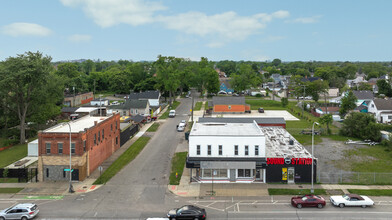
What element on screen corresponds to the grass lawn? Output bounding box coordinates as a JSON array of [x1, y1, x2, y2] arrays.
[[245, 99, 286, 110], [343, 145, 392, 173], [159, 101, 181, 119], [94, 136, 151, 184], [194, 102, 202, 111], [204, 101, 209, 110], [0, 142, 27, 168], [0, 188, 23, 194], [169, 152, 188, 185], [347, 189, 392, 196], [268, 188, 327, 195], [146, 122, 160, 132], [0, 178, 18, 183]]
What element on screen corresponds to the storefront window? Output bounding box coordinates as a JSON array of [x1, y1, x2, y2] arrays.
[[219, 169, 228, 178], [203, 169, 212, 177], [238, 169, 244, 177], [238, 169, 252, 178], [202, 169, 228, 178]]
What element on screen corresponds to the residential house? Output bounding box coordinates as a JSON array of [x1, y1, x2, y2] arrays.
[[128, 90, 160, 108], [107, 99, 150, 117], [219, 78, 234, 94], [211, 96, 250, 113], [368, 99, 392, 124], [38, 114, 121, 181], [352, 90, 374, 106], [347, 74, 367, 88]]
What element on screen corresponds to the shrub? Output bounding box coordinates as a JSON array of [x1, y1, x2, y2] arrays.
[[255, 94, 262, 97]]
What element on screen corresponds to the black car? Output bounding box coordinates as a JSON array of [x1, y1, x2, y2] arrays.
[[258, 107, 264, 113], [167, 205, 206, 220]]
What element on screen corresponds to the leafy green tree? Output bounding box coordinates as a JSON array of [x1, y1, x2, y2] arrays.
[[231, 63, 262, 93], [377, 79, 392, 96], [215, 60, 237, 76], [340, 112, 381, 141], [319, 114, 333, 134], [0, 51, 63, 144], [281, 97, 288, 107], [339, 91, 357, 116], [154, 55, 181, 105], [107, 66, 132, 93], [357, 82, 372, 91], [272, 58, 281, 67]]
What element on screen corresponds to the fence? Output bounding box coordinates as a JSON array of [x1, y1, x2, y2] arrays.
[[318, 172, 392, 184], [120, 124, 139, 146], [0, 168, 38, 183]]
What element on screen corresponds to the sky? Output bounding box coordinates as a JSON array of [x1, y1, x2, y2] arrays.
[[1, 0, 392, 62]]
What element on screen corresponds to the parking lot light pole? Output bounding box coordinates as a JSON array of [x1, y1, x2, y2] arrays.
[[311, 122, 319, 194], [67, 122, 74, 193]]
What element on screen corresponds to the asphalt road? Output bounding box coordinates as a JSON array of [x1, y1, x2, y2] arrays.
[[1, 96, 392, 219]]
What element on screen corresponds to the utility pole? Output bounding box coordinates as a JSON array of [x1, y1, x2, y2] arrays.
[[302, 85, 306, 118]]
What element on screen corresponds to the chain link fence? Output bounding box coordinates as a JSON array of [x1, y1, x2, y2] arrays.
[[318, 172, 392, 184]]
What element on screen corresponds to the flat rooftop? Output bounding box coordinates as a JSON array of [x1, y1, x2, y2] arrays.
[[190, 121, 264, 136], [262, 127, 312, 158], [43, 115, 110, 133]]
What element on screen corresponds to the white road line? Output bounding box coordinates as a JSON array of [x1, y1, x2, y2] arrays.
[[252, 200, 257, 204], [271, 196, 273, 202], [225, 203, 238, 210], [229, 211, 392, 214], [94, 212, 98, 217], [237, 203, 240, 212], [205, 201, 217, 207]]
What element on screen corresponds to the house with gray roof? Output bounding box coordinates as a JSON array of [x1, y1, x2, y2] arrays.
[[128, 90, 160, 107], [368, 98, 392, 123], [107, 99, 150, 116], [352, 90, 374, 106]]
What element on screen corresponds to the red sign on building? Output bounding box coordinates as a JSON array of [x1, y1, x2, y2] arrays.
[[267, 158, 312, 165]]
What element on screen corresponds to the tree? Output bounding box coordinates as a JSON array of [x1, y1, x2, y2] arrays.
[[231, 63, 262, 93], [339, 91, 357, 116], [340, 112, 381, 141], [0, 51, 62, 144], [319, 114, 333, 134], [377, 79, 392, 96], [281, 97, 288, 107], [272, 58, 281, 67], [154, 55, 181, 105]]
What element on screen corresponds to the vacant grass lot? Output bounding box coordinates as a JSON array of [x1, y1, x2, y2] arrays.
[[0, 142, 27, 168], [194, 102, 202, 111], [343, 145, 392, 173], [0, 178, 18, 183], [245, 99, 286, 110], [0, 188, 24, 194], [146, 122, 160, 132], [159, 101, 181, 119], [268, 188, 327, 195], [347, 189, 392, 196], [169, 152, 188, 185], [94, 136, 151, 184]]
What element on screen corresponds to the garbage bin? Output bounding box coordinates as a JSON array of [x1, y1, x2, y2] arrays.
[[185, 131, 190, 140]]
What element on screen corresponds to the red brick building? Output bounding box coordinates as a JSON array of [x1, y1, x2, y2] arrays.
[[212, 96, 251, 113], [37, 114, 120, 181], [63, 92, 94, 107]]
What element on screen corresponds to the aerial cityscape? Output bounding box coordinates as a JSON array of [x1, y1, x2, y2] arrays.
[[1, 0, 392, 219]]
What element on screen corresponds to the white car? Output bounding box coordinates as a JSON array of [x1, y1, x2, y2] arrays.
[[168, 110, 176, 118], [330, 194, 374, 208]]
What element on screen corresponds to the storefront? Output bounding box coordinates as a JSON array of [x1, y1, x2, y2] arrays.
[[265, 157, 316, 183]]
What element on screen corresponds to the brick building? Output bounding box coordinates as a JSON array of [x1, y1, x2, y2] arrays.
[[37, 114, 120, 181], [63, 92, 94, 107], [211, 96, 251, 113]]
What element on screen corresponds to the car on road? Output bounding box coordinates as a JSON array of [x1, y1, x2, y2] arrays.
[[167, 205, 206, 220], [330, 194, 374, 208], [258, 108, 264, 113], [169, 110, 176, 118], [0, 203, 39, 220], [177, 120, 187, 132], [291, 195, 326, 209]]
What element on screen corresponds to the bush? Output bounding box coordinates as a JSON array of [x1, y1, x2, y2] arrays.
[[255, 94, 262, 97]]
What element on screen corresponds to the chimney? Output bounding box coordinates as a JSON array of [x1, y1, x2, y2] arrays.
[[94, 121, 98, 126]]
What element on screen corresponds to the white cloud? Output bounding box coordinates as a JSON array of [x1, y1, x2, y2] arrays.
[[68, 34, 92, 42], [288, 15, 322, 24], [2, 23, 52, 37], [260, 35, 286, 43], [60, 0, 166, 27]]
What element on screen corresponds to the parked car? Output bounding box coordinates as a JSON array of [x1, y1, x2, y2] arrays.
[[169, 110, 176, 118], [258, 108, 264, 113], [330, 194, 374, 208], [291, 195, 326, 209], [0, 203, 39, 220], [177, 125, 185, 132], [167, 205, 206, 220]]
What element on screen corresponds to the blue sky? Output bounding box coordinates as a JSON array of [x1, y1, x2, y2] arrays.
[[1, 0, 391, 62]]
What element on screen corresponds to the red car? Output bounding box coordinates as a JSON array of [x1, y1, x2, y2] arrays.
[[291, 195, 326, 209]]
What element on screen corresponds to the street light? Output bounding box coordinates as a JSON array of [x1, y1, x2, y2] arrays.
[[99, 94, 103, 117], [311, 121, 319, 193], [67, 122, 74, 193]]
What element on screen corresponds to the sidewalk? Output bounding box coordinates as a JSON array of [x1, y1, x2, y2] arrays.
[[0, 107, 170, 196]]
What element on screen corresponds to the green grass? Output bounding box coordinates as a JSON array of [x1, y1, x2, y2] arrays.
[[194, 102, 202, 111], [0, 178, 18, 183], [169, 152, 188, 185], [268, 188, 327, 195], [0, 188, 23, 194], [343, 145, 392, 173], [93, 136, 151, 184], [245, 99, 286, 110], [146, 122, 160, 132], [347, 189, 392, 196], [159, 101, 181, 119], [204, 101, 209, 110], [0, 142, 27, 168]]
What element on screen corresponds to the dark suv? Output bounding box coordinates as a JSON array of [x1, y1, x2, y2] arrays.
[[258, 108, 264, 113]]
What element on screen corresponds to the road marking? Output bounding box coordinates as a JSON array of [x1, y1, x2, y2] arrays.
[[94, 212, 98, 217], [237, 203, 240, 212], [206, 201, 217, 207], [271, 196, 273, 202], [252, 200, 257, 204], [23, 196, 63, 200]]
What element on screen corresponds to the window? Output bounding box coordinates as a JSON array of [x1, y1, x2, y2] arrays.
[[98, 131, 101, 142], [115, 122, 117, 130], [203, 169, 212, 177], [197, 145, 200, 155], [83, 140, 86, 152], [245, 145, 249, 156], [111, 124, 113, 131], [207, 145, 211, 155], [116, 136, 118, 145], [389, 116, 392, 120], [46, 168, 49, 177], [228, 105, 231, 109], [219, 145, 222, 155], [58, 143, 63, 154], [238, 169, 251, 177], [63, 170, 66, 178], [255, 145, 259, 156], [46, 143, 51, 154], [102, 129, 104, 139], [94, 134, 97, 145], [71, 143, 76, 154], [234, 145, 238, 155], [135, 109, 138, 113]]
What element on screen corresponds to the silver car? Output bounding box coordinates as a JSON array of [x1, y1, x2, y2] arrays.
[[0, 203, 39, 220]]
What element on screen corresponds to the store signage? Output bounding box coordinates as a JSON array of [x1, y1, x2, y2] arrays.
[[267, 158, 312, 165], [282, 168, 287, 180]]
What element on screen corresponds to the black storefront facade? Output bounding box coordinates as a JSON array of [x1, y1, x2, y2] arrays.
[[265, 157, 317, 183]]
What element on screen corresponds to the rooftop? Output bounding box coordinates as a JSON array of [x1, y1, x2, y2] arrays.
[[43, 115, 110, 133], [190, 121, 263, 136], [198, 117, 286, 125], [128, 90, 160, 100], [262, 127, 312, 158], [212, 96, 245, 105]]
